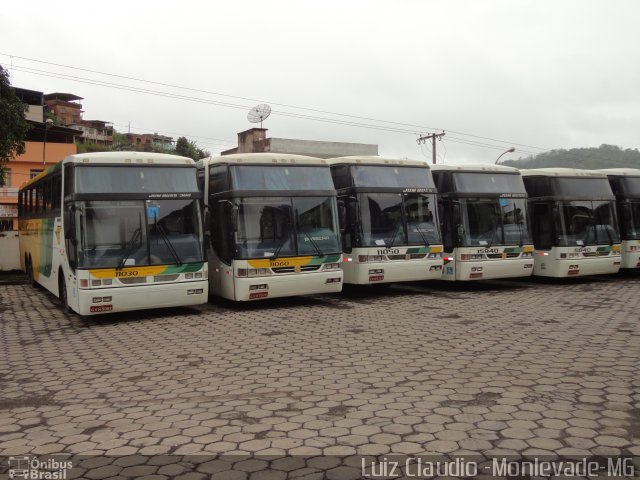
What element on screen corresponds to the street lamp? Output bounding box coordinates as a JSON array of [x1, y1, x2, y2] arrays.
[[42, 118, 53, 166], [495, 147, 516, 164]]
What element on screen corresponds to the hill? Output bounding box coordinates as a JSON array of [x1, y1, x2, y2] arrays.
[[502, 144, 640, 170]]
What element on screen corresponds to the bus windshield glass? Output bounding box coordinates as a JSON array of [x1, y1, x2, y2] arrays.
[[622, 201, 640, 240], [620, 177, 640, 197], [555, 200, 620, 246], [551, 177, 613, 197], [453, 172, 526, 194], [457, 198, 531, 247], [75, 199, 203, 268], [75, 166, 198, 193], [234, 196, 340, 259], [231, 166, 334, 190], [352, 166, 434, 189], [358, 193, 440, 247]]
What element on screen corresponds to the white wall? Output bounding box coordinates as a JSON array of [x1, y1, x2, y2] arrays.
[[0, 231, 21, 271]]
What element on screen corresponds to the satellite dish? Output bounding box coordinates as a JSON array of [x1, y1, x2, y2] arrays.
[[247, 104, 271, 128]]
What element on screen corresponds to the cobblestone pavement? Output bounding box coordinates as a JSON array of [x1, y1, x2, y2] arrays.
[[0, 275, 639, 478]]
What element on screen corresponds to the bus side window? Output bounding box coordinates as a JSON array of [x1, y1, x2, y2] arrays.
[[440, 199, 454, 253], [63, 164, 74, 198], [209, 165, 228, 194], [211, 201, 233, 265], [52, 174, 62, 211], [531, 203, 553, 250]]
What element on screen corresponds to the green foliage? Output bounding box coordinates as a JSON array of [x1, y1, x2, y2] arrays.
[[75, 142, 111, 154], [0, 65, 31, 184], [503, 144, 640, 170], [175, 136, 209, 161]]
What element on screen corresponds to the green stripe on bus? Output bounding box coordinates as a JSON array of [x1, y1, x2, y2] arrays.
[[406, 247, 429, 254], [308, 254, 341, 265], [162, 263, 203, 274]]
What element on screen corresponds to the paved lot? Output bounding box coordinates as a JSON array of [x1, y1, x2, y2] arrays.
[[0, 275, 639, 478]]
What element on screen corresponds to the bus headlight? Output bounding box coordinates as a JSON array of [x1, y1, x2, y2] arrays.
[[427, 252, 442, 259], [460, 254, 484, 261], [521, 252, 533, 258], [237, 268, 272, 277], [358, 255, 385, 263], [323, 263, 341, 271], [194, 272, 203, 279]]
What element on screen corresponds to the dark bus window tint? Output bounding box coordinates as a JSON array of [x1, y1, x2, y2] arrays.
[[209, 165, 228, 194], [64, 164, 74, 198], [531, 203, 554, 250], [330, 165, 352, 190]]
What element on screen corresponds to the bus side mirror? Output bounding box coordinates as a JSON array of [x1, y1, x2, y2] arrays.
[[346, 199, 358, 228], [230, 205, 239, 233], [63, 205, 74, 240], [337, 200, 347, 232]]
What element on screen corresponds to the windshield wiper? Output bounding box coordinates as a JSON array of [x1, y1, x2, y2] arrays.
[[580, 209, 595, 245], [117, 226, 142, 269], [409, 222, 431, 247], [298, 225, 326, 257], [270, 227, 291, 260], [154, 221, 182, 266], [386, 221, 404, 248]]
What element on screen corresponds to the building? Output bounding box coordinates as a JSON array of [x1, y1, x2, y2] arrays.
[[70, 120, 114, 145], [44, 92, 84, 125], [126, 133, 174, 151], [0, 88, 79, 231], [44, 92, 113, 146], [221, 128, 378, 159]]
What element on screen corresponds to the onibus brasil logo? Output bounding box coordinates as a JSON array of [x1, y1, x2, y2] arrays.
[[7, 456, 72, 479]]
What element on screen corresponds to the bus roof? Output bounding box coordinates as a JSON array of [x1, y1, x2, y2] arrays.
[[20, 151, 195, 190], [62, 151, 194, 165], [519, 168, 608, 178], [198, 153, 329, 167], [326, 156, 430, 168], [598, 168, 640, 177], [430, 163, 520, 174]]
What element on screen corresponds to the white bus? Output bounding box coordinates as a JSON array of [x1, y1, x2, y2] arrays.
[[600, 168, 640, 270], [327, 157, 444, 285], [431, 164, 534, 281], [521, 168, 621, 277], [19, 152, 208, 315], [197, 153, 343, 301]]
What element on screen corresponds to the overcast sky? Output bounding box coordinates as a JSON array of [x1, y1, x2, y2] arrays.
[[2, 0, 639, 164]]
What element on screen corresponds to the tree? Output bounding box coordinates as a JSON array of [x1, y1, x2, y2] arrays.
[[0, 66, 30, 185], [175, 136, 210, 161]]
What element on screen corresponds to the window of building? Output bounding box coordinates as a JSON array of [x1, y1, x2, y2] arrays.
[[0, 169, 11, 187], [30, 169, 43, 179]]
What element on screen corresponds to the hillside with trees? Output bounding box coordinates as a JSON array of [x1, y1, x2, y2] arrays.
[[502, 144, 640, 170]]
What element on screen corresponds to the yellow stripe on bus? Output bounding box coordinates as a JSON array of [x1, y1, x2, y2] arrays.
[[247, 257, 314, 268], [89, 265, 169, 279]]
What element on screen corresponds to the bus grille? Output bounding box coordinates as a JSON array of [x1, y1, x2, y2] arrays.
[[118, 277, 147, 284], [154, 274, 180, 282], [387, 253, 427, 260], [487, 252, 521, 259], [271, 265, 321, 274]]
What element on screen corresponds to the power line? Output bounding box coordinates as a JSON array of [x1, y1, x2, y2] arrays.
[[1, 53, 554, 151]]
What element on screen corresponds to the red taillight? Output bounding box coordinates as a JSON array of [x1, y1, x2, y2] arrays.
[[80, 279, 89, 288]]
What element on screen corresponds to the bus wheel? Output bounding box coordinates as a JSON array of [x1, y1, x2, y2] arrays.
[[58, 275, 71, 314], [27, 258, 37, 288]]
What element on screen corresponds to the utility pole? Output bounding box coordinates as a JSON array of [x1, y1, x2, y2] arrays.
[[417, 132, 445, 164]]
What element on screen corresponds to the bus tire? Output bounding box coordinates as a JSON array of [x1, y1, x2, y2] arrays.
[[27, 257, 37, 288], [58, 274, 71, 314]]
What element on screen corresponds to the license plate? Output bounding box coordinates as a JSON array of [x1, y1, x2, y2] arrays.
[[369, 275, 384, 282], [249, 292, 268, 299], [90, 305, 113, 313]]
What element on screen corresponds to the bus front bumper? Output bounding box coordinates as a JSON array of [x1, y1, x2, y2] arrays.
[[345, 260, 444, 285], [233, 271, 343, 301], [533, 256, 621, 277], [77, 280, 208, 315], [452, 258, 534, 281]]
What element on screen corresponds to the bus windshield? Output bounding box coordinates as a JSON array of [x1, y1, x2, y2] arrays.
[[75, 166, 198, 193], [358, 193, 440, 247], [457, 198, 531, 247], [555, 200, 620, 246], [352, 166, 435, 189], [74, 199, 203, 268], [231, 165, 334, 190], [622, 201, 640, 240], [234, 196, 341, 259], [620, 177, 640, 197], [453, 172, 526, 194]]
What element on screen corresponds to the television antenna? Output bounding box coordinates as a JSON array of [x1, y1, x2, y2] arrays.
[[247, 104, 272, 128]]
